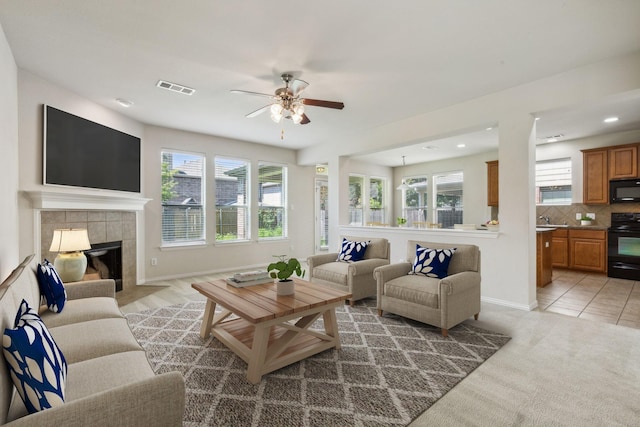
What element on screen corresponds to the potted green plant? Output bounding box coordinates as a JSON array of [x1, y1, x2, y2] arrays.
[[267, 255, 305, 295], [580, 216, 593, 226], [397, 217, 407, 227]]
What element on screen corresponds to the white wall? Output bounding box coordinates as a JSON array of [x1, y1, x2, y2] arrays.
[[16, 70, 145, 270], [0, 23, 19, 279], [301, 51, 640, 310], [16, 70, 316, 283]]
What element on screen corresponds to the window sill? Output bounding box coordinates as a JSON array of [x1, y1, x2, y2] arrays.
[[160, 241, 207, 250]]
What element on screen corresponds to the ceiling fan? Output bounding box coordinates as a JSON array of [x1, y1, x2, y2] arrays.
[[231, 73, 344, 125]]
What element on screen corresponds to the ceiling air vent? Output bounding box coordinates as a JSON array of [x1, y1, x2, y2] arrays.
[[156, 80, 196, 96]]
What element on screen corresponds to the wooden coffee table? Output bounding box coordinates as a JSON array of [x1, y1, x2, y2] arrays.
[[191, 278, 352, 383]]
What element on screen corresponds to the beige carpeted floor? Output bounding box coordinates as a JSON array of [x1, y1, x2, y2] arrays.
[[410, 303, 640, 426], [120, 278, 640, 426]]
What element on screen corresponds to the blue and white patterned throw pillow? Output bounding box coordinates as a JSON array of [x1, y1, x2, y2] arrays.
[[36, 259, 66, 313], [337, 238, 369, 262], [2, 299, 67, 414], [411, 245, 457, 279]]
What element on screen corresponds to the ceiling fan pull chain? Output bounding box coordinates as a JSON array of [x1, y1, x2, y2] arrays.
[[281, 128, 284, 140]]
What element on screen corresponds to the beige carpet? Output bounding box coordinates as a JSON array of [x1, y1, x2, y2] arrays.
[[410, 303, 640, 426], [126, 300, 510, 426]]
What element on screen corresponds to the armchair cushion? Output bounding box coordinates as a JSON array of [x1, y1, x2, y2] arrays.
[[384, 275, 440, 308], [337, 238, 369, 262], [410, 245, 456, 279]]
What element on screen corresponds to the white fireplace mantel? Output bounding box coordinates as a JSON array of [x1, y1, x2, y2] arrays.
[[25, 190, 152, 211]]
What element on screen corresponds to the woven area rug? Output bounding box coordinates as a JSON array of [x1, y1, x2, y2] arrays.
[[125, 300, 510, 426]]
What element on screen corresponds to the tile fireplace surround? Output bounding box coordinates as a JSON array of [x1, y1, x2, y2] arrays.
[[40, 210, 136, 290]]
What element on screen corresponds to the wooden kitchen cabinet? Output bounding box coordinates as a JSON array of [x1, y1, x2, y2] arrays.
[[609, 144, 638, 179], [551, 228, 569, 268], [568, 229, 607, 273], [487, 160, 499, 206], [582, 148, 609, 204], [536, 230, 553, 287]]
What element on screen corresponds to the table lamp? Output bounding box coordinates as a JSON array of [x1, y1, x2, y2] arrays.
[[49, 228, 91, 282]]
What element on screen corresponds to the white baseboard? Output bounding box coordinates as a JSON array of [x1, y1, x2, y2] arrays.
[[481, 296, 538, 311], [137, 262, 269, 285]]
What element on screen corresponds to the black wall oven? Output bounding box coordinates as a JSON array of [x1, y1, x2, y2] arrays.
[[608, 212, 640, 280]]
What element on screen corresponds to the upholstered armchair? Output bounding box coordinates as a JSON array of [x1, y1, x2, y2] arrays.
[[307, 236, 390, 306], [374, 240, 481, 337]]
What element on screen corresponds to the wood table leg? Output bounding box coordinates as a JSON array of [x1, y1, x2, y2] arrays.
[[322, 308, 341, 349], [199, 299, 216, 339], [246, 324, 270, 384]]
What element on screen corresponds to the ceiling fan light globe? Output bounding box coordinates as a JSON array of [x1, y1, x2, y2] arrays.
[[293, 104, 305, 115], [292, 113, 303, 124], [270, 112, 283, 123], [270, 104, 283, 115]]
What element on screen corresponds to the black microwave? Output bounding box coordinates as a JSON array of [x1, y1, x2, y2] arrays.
[[610, 178, 640, 203]]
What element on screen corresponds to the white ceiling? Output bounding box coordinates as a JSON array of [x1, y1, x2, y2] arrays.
[[2, 1, 640, 167]]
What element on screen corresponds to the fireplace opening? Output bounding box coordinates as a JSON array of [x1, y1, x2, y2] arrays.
[[84, 241, 123, 292]]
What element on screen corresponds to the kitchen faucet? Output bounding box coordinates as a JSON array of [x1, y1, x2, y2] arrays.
[[539, 215, 550, 224]]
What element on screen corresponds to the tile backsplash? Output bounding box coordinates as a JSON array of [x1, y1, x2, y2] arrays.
[[536, 203, 640, 227]]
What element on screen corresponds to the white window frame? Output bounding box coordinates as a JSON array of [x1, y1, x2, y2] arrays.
[[536, 158, 572, 206], [401, 175, 428, 226], [161, 149, 206, 247], [433, 170, 464, 228], [348, 174, 365, 226], [214, 156, 251, 243], [258, 161, 288, 240], [367, 176, 387, 225]]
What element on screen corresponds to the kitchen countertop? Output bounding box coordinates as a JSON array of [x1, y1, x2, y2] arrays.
[[536, 225, 608, 231]]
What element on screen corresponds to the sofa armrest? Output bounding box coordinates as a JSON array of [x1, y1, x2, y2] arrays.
[[439, 271, 481, 295], [374, 262, 412, 301], [5, 372, 185, 427], [64, 279, 116, 300], [307, 253, 339, 273], [347, 259, 389, 277]]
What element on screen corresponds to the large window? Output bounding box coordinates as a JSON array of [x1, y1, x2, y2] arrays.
[[215, 157, 249, 241], [161, 151, 205, 245], [402, 176, 428, 226], [434, 171, 463, 228], [368, 177, 386, 225], [348, 175, 364, 225], [258, 162, 287, 239], [536, 158, 572, 205]]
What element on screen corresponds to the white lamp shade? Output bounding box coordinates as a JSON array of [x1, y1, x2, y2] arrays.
[[50, 229, 91, 253]]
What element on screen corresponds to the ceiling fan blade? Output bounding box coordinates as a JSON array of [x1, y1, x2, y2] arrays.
[[289, 79, 309, 96], [230, 89, 275, 99], [302, 98, 345, 110], [246, 104, 271, 118], [300, 113, 310, 125]]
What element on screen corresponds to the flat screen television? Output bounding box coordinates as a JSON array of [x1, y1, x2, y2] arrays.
[[44, 105, 141, 193]]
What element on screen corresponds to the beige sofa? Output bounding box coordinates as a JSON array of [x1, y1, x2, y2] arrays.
[[0, 255, 185, 426], [307, 236, 390, 306], [374, 241, 481, 337]]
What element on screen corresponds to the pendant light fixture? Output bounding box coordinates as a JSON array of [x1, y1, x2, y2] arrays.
[[396, 156, 410, 191]]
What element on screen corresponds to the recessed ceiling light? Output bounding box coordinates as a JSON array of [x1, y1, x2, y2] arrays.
[[604, 116, 619, 123], [457, 144, 466, 148], [547, 137, 558, 143], [535, 117, 541, 121], [422, 145, 438, 150], [115, 98, 133, 108], [485, 127, 493, 131]]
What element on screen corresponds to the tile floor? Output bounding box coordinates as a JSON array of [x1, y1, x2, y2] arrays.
[[537, 269, 640, 329]]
